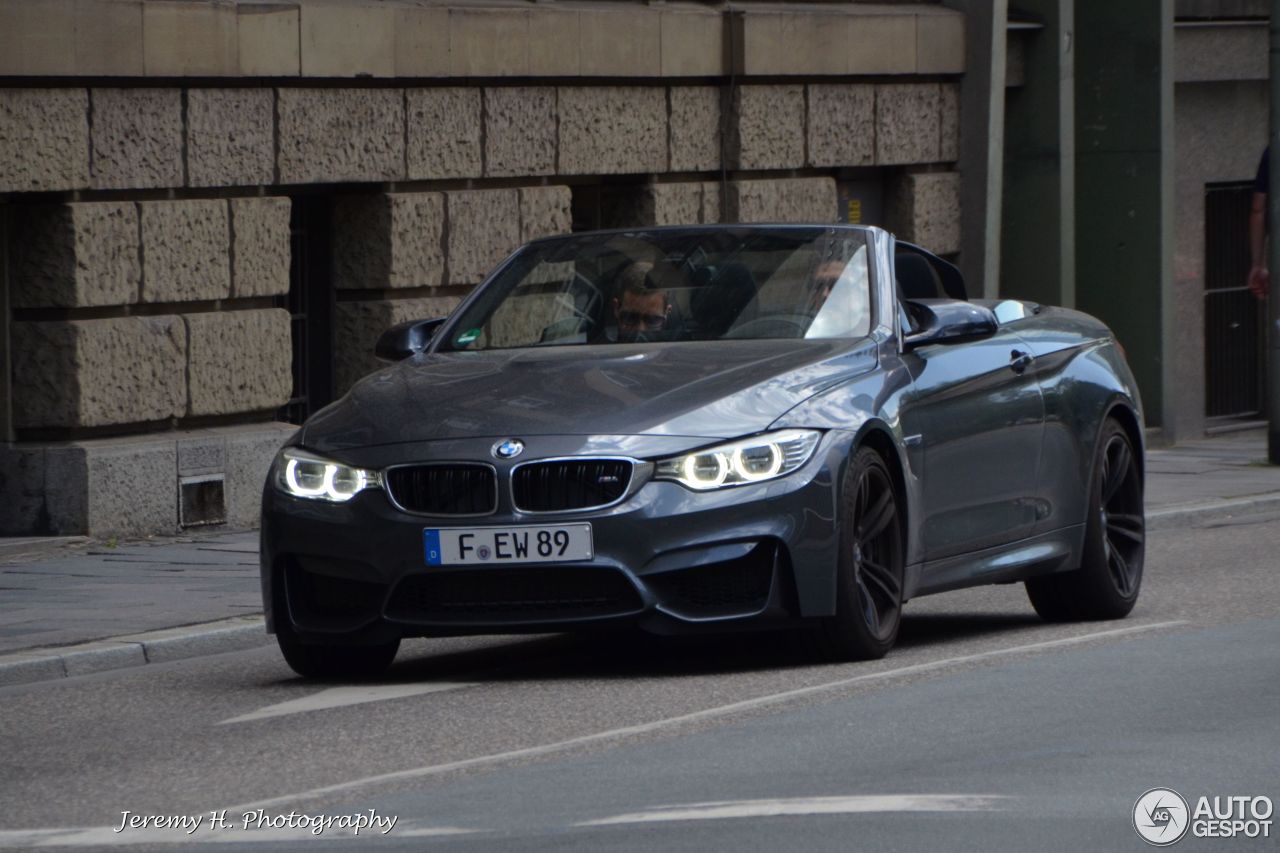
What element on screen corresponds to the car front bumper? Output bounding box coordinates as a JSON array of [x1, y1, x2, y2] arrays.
[[260, 431, 854, 643]]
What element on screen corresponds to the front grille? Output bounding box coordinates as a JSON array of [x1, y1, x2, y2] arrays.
[[384, 464, 496, 515], [512, 459, 633, 512], [384, 566, 644, 623]]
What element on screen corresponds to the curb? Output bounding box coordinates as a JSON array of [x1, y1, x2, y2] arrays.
[[3, 492, 1280, 689], [1146, 492, 1280, 531], [0, 616, 269, 688]]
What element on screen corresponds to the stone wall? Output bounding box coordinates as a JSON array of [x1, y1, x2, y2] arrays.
[[9, 198, 293, 430], [0, 81, 961, 194]]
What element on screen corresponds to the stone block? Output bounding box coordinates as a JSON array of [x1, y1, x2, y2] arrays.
[[11, 317, 186, 429], [84, 439, 178, 536], [940, 83, 960, 163], [177, 435, 226, 476], [808, 84, 875, 168], [602, 183, 721, 228], [143, 0, 237, 76], [230, 197, 291, 298], [300, 2, 394, 77], [450, 8, 528, 77], [140, 200, 230, 303], [334, 297, 461, 394], [42, 446, 89, 534], [333, 193, 445, 290], [519, 186, 573, 242], [876, 83, 942, 166], [661, 11, 723, 77], [728, 85, 805, 171], [916, 11, 965, 75], [406, 88, 482, 179], [483, 88, 556, 178], [528, 8, 580, 76], [90, 88, 183, 189], [75, 0, 144, 76], [738, 12, 849, 76], [726, 178, 838, 224], [225, 424, 295, 527], [187, 89, 274, 187], [558, 87, 667, 176], [11, 202, 140, 308], [184, 310, 292, 417], [580, 7, 660, 77], [0, 0, 75, 76], [446, 190, 521, 285], [395, 6, 450, 77], [885, 172, 961, 255], [238, 2, 299, 77], [276, 88, 405, 184], [846, 13, 917, 75], [669, 87, 721, 173], [0, 89, 89, 192]]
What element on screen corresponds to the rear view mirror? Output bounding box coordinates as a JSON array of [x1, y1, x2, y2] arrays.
[[902, 299, 998, 349], [375, 318, 447, 362]]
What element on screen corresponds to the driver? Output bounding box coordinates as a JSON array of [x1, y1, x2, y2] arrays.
[[612, 261, 671, 342]]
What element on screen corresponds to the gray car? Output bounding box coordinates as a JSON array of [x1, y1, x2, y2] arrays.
[[260, 225, 1146, 679]]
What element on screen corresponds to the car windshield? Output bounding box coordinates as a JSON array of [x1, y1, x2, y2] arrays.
[[441, 227, 872, 351]]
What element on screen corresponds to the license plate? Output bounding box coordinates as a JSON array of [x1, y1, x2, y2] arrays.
[[424, 524, 593, 566]]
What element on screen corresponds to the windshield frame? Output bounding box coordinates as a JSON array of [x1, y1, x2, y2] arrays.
[[430, 224, 881, 355]]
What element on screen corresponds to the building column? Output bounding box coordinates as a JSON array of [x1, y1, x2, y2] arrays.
[[1002, 1, 1075, 308], [1074, 0, 1176, 437]]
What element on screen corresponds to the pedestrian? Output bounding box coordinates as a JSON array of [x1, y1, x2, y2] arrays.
[[1248, 146, 1270, 301]]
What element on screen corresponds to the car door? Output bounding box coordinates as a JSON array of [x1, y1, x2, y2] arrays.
[[898, 325, 1046, 563]]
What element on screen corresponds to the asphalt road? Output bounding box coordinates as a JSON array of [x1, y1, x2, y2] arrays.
[[2, 512, 1278, 851]]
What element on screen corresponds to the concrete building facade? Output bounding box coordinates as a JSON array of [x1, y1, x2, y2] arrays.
[[0, 0, 965, 536]]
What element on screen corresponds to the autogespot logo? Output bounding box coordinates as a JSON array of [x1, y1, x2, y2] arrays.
[[1134, 788, 1191, 846]]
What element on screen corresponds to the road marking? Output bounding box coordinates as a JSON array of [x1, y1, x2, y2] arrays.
[[219, 620, 1188, 814], [219, 681, 478, 725], [0, 823, 475, 848], [577, 794, 1010, 826]]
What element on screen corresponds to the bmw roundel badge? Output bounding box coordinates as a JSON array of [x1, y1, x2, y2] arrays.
[[493, 439, 525, 460]]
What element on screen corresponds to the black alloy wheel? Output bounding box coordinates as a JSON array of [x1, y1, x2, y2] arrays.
[[817, 446, 906, 660], [1027, 417, 1145, 621]]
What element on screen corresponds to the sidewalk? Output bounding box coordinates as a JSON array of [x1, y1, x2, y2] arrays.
[[2, 430, 1279, 686]]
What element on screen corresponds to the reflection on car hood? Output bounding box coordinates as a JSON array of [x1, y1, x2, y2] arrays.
[[301, 339, 878, 452]]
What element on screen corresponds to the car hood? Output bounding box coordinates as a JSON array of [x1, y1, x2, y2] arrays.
[[301, 338, 879, 453]]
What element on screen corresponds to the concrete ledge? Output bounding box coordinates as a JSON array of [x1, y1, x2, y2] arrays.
[[0, 616, 268, 687], [0, 2, 964, 79]]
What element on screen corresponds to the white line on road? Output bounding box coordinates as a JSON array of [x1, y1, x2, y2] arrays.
[[219, 681, 478, 725], [218, 619, 1188, 814], [576, 794, 1011, 826]]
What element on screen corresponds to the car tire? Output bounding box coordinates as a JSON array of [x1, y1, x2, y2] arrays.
[[815, 446, 906, 661], [1026, 417, 1145, 622], [276, 625, 400, 680]]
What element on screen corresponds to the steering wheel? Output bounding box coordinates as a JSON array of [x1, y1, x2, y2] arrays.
[[722, 314, 811, 339]]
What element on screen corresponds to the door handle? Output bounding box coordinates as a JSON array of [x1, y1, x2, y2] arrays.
[[1009, 350, 1034, 375]]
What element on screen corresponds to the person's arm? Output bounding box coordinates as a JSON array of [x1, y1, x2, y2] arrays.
[[1249, 191, 1268, 300]]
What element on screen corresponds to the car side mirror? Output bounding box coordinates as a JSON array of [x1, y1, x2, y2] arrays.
[[375, 317, 447, 362], [902, 299, 998, 349]]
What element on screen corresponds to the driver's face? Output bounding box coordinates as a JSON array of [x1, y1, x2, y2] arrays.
[[614, 291, 669, 340]]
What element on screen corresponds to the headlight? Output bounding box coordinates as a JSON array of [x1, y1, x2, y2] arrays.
[[654, 429, 822, 491], [274, 448, 381, 503]]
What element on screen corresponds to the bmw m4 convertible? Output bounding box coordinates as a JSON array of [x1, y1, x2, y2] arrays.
[[260, 225, 1146, 678]]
